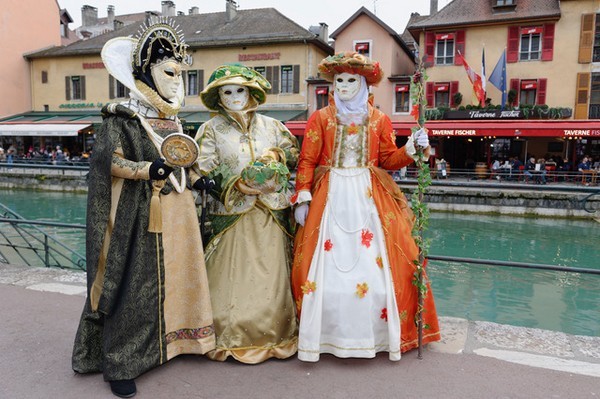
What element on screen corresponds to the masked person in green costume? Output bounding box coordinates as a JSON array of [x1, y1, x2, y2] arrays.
[[194, 64, 299, 363]]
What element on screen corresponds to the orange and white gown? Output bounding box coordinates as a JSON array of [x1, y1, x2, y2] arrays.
[[292, 99, 440, 362]]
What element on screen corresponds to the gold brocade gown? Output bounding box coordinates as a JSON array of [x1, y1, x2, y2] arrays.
[[196, 112, 299, 363]]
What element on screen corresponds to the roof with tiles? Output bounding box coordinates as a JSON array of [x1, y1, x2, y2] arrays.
[[408, 0, 561, 32], [27, 8, 332, 58]]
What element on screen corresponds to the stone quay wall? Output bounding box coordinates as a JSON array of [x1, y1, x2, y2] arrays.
[[1, 169, 598, 219]]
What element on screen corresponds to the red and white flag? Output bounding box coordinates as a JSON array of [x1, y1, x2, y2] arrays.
[[457, 52, 486, 106]]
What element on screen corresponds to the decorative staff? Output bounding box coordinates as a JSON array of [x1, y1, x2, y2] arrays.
[[409, 58, 433, 359]]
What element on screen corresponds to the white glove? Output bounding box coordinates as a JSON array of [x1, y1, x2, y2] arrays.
[[414, 128, 430, 148], [294, 203, 309, 226]]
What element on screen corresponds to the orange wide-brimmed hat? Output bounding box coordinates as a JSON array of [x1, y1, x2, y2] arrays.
[[318, 51, 384, 86]]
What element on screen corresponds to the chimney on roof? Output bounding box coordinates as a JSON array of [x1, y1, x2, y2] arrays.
[[81, 5, 98, 27], [318, 23, 329, 43], [107, 5, 115, 26], [189, 6, 199, 15], [226, 0, 238, 22], [430, 0, 438, 14], [161, 1, 176, 17]]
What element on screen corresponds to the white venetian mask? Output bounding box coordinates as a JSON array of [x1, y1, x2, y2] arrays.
[[150, 59, 182, 100], [334, 72, 361, 101], [218, 84, 250, 111]]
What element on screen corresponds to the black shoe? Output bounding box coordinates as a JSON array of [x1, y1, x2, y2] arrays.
[[109, 379, 136, 398]]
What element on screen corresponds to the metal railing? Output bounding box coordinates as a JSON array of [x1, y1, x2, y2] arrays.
[[0, 204, 86, 270], [0, 161, 89, 177]]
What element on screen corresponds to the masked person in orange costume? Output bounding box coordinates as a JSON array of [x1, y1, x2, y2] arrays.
[[291, 52, 440, 362]]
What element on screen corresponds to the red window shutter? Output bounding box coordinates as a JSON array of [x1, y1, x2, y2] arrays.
[[454, 30, 465, 65], [510, 78, 520, 105], [507, 26, 520, 63], [542, 24, 555, 61], [450, 81, 459, 107], [537, 78, 547, 105], [426, 82, 434, 108], [425, 32, 435, 67]]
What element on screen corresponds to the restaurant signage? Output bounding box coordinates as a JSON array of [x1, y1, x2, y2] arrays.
[[444, 109, 523, 119], [238, 52, 281, 61], [563, 129, 600, 136], [431, 129, 477, 136], [82, 62, 105, 69]]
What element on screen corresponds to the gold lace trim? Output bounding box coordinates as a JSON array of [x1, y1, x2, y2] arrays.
[[134, 80, 181, 117]]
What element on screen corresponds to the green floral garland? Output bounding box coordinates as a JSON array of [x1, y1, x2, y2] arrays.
[[409, 62, 432, 359]]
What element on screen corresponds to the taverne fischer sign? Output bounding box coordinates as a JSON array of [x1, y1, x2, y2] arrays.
[[444, 110, 523, 119]]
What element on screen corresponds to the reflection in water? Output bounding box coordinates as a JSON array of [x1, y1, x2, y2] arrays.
[[2, 190, 599, 336]]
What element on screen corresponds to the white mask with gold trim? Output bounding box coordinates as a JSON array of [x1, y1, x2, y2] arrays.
[[218, 84, 250, 111], [151, 59, 183, 101], [334, 72, 362, 101]]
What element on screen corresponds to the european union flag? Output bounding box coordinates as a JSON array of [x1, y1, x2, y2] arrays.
[[489, 49, 507, 109]]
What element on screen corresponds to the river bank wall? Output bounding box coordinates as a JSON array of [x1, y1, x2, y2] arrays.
[[1, 170, 598, 219]]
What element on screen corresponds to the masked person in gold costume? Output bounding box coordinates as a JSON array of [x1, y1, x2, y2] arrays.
[[72, 19, 215, 398], [194, 64, 299, 363]]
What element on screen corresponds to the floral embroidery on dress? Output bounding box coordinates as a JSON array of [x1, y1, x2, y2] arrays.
[[399, 310, 408, 322], [383, 212, 396, 228], [326, 117, 336, 131], [346, 123, 359, 135], [297, 172, 308, 184], [223, 153, 240, 171], [380, 308, 388, 322], [301, 280, 317, 295], [375, 256, 383, 269], [324, 239, 333, 251], [296, 296, 303, 313], [361, 229, 373, 248], [165, 325, 215, 344], [306, 129, 320, 143], [356, 282, 369, 298]]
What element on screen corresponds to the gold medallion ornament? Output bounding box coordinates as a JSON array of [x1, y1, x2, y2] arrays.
[[161, 133, 199, 168]]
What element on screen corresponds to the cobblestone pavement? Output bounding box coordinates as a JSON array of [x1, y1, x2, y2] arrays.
[[0, 263, 598, 398]]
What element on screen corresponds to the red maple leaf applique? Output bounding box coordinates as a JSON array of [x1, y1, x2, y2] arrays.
[[324, 239, 333, 251], [380, 308, 388, 322], [361, 229, 373, 248]]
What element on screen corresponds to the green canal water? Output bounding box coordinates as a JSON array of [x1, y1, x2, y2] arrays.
[[1, 189, 599, 337]]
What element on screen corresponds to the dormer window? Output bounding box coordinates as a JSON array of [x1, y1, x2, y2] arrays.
[[494, 0, 516, 12]]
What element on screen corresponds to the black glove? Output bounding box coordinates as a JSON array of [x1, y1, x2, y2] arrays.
[[149, 158, 173, 180], [193, 176, 215, 191]]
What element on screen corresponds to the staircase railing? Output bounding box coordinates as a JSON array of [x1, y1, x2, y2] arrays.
[[0, 203, 86, 270]]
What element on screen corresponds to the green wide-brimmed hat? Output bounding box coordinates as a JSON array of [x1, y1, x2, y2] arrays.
[[200, 63, 271, 111]]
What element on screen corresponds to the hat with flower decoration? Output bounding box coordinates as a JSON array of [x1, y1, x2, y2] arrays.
[[200, 63, 272, 111], [318, 51, 384, 86]]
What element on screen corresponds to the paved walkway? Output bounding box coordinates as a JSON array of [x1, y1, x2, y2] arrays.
[[0, 263, 598, 398]]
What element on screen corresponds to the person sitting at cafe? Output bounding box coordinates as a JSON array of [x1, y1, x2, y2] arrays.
[[524, 157, 546, 184], [578, 156, 593, 185]]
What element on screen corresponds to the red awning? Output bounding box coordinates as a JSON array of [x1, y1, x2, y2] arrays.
[[521, 80, 537, 90], [285, 119, 600, 137], [436, 33, 454, 40], [435, 83, 449, 92], [395, 85, 409, 92], [355, 43, 369, 51], [316, 86, 329, 95], [521, 27, 542, 35]]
